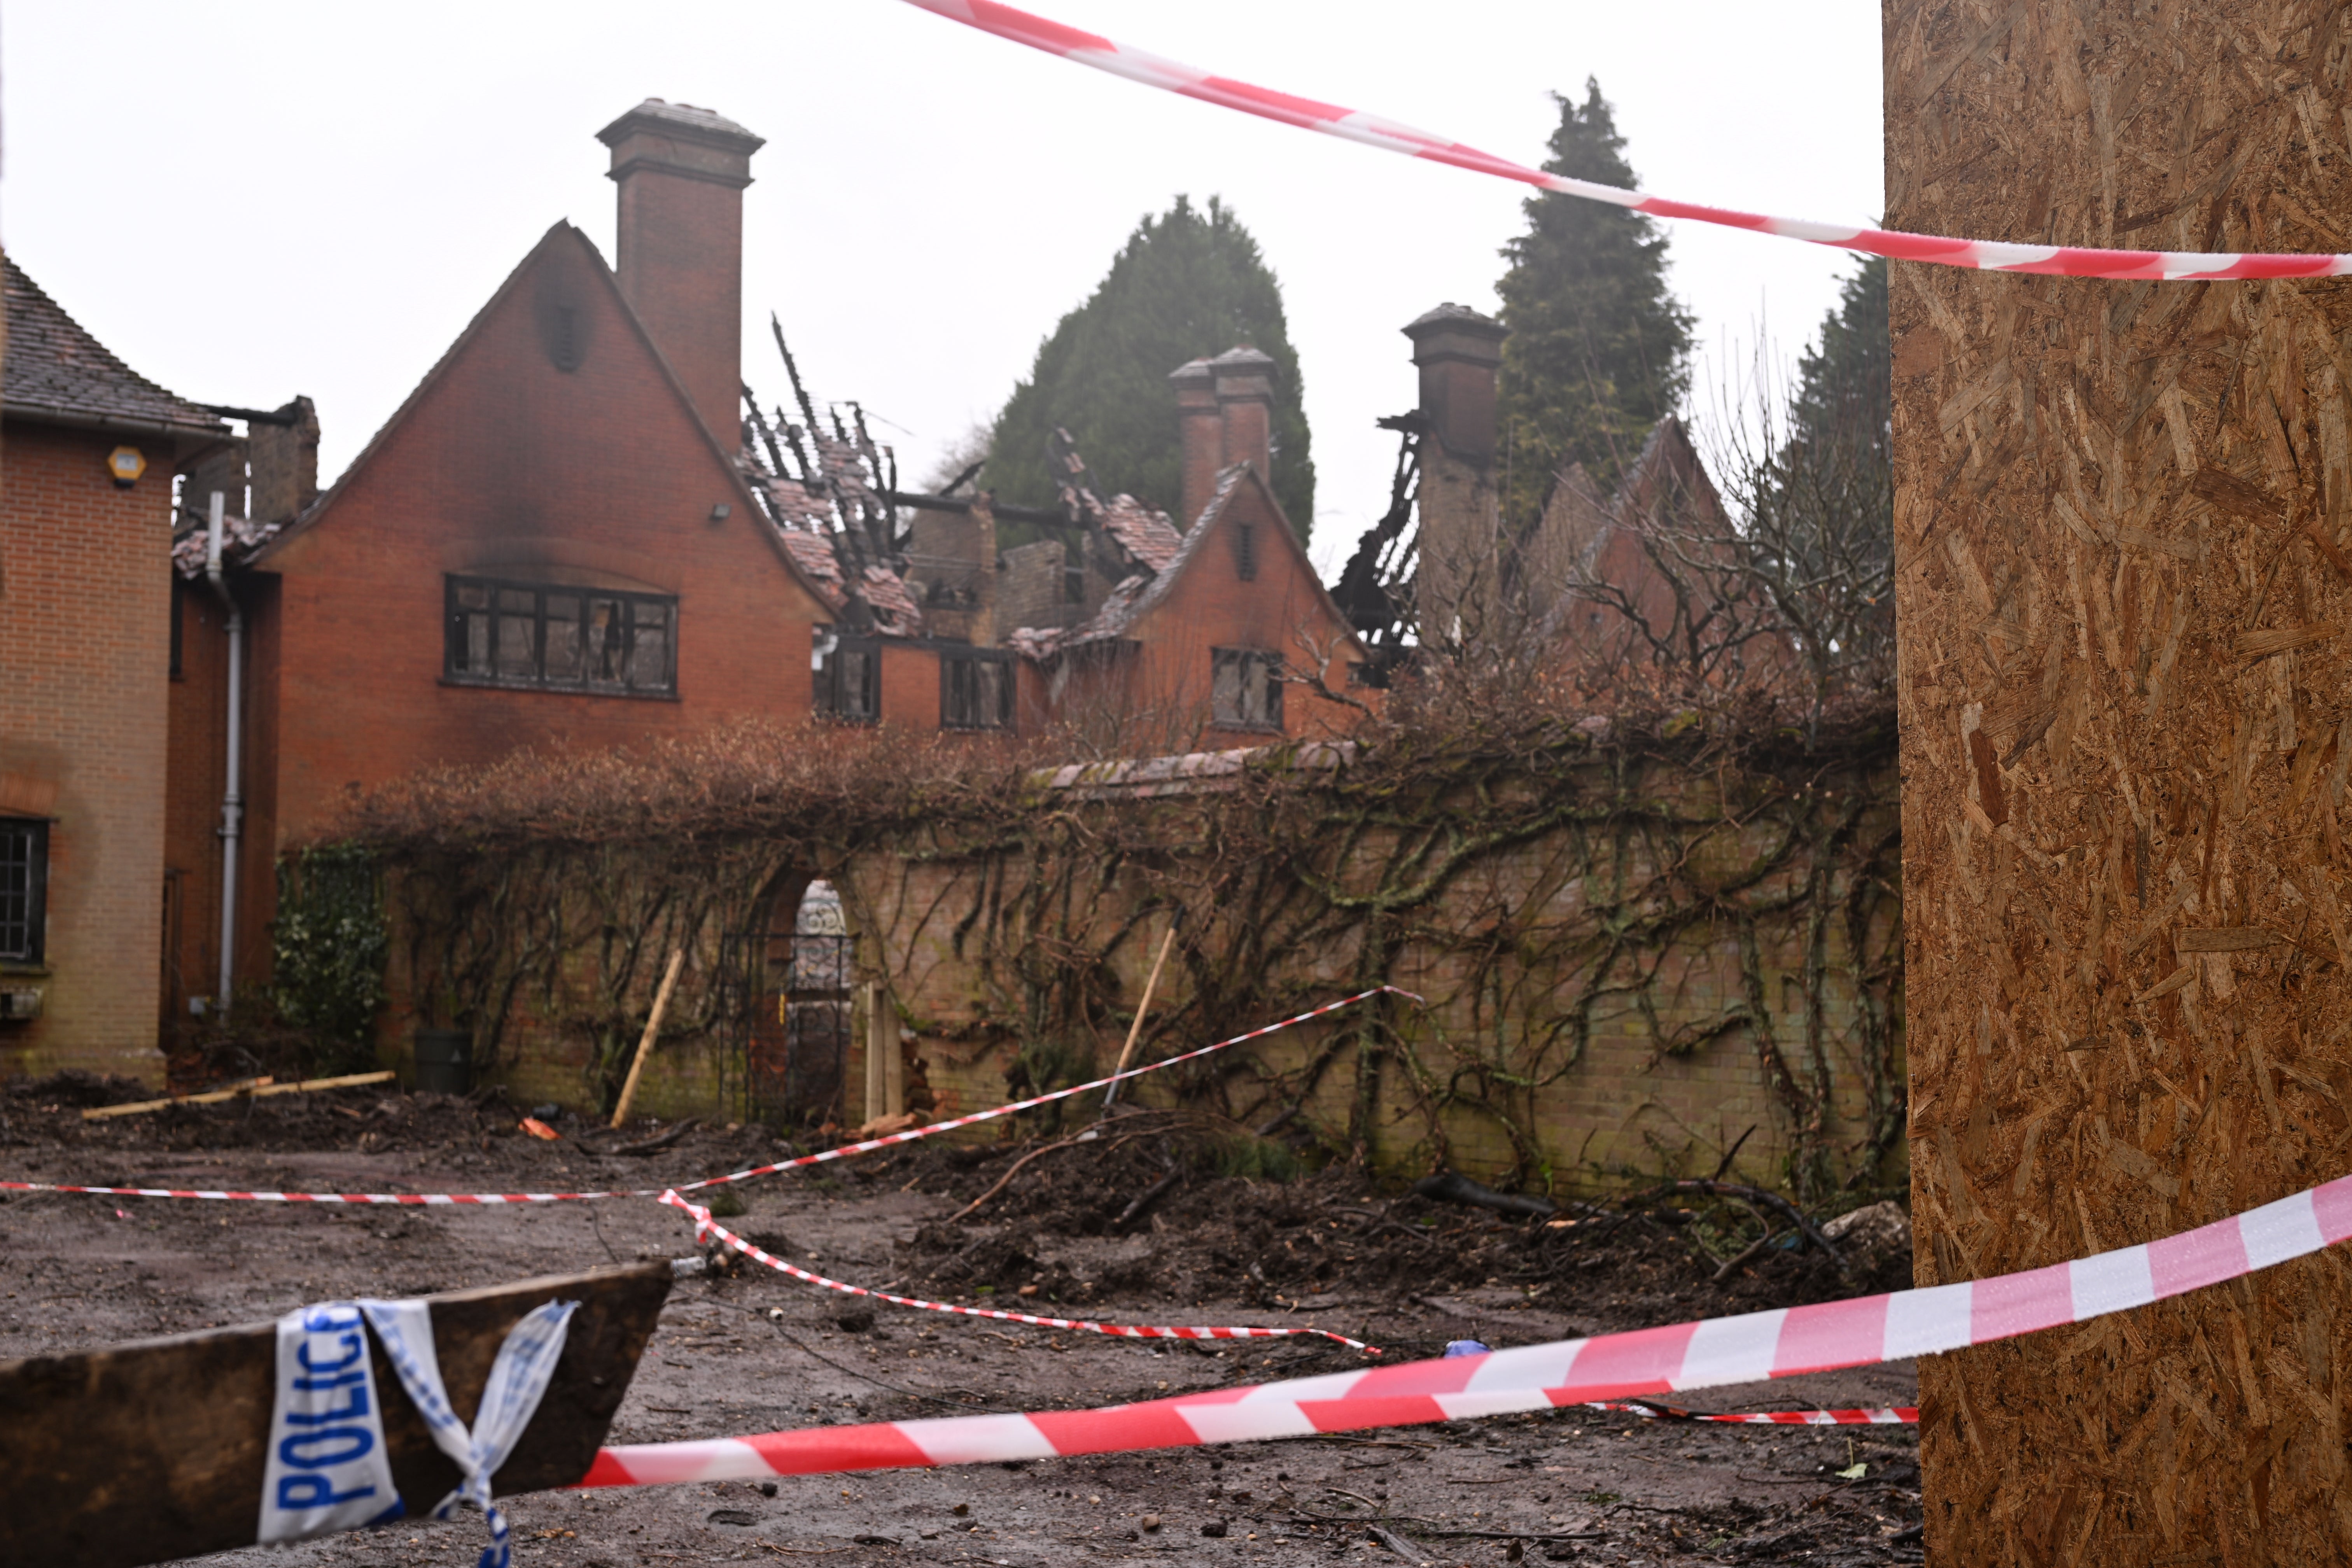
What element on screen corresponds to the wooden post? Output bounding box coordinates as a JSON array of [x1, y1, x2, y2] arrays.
[[883, 999, 905, 1119], [863, 981, 889, 1125], [1888, 4, 2352, 1559], [1101, 920, 1179, 1113], [609, 948, 684, 1130]]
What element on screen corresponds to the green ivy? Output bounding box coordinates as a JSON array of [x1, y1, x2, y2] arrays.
[[273, 843, 389, 1071]]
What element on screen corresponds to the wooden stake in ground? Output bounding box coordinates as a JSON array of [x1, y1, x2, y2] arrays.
[[1100, 919, 1179, 1114], [609, 948, 685, 1129], [81, 1071, 395, 1122], [863, 981, 894, 1125]]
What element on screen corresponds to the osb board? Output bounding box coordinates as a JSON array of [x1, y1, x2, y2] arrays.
[[1887, 1, 2352, 1561]]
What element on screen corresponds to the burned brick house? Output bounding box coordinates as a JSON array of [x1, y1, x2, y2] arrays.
[[1336, 303, 1756, 685], [168, 103, 841, 1021], [745, 340, 1374, 749], [1, 256, 238, 1080]]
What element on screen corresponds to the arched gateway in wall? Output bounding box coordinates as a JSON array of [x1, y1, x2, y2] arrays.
[[716, 875, 851, 1129]]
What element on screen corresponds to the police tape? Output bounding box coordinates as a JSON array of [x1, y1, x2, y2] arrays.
[[580, 1167, 2352, 1486], [0, 987, 1416, 1208], [1591, 1399, 1916, 1426], [899, 0, 2352, 284], [662, 1189, 1381, 1353]]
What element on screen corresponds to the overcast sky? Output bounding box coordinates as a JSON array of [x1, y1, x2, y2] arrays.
[[4, 0, 1883, 575]]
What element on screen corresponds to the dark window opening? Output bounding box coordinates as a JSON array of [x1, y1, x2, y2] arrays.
[[444, 574, 676, 696], [813, 628, 881, 723], [942, 649, 1013, 730], [1211, 648, 1284, 731], [1062, 556, 1087, 604], [1234, 523, 1258, 582], [0, 819, 49, 965]]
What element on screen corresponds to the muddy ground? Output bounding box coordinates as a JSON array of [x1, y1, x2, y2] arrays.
[[1, 1076, 1920, 1566]]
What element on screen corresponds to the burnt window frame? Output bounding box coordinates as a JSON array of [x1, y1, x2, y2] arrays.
[[0, 817, 49, 966], [940, 647, 1014, 731], [813, 627, 882, 725], [1210, 647, 1285, 732], [443, 573, 678, 698]]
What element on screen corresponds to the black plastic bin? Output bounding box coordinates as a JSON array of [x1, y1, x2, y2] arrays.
[[413, 1028, 471, 1095]]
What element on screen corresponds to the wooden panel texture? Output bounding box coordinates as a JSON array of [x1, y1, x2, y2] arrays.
[[1888, 2, 2352, 1561]]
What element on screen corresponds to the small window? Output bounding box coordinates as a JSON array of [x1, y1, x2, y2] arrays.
[[1234, 522, 1258, 582], [1211, 648, 1284, 730], [942, 649, 1013, 730], [813, 627, 881, 724], [0, 819, 48, 965], [444, 574, 677, 696]]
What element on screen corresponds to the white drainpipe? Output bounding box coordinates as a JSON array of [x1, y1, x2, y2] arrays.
[[204, 492, 244, 1012]]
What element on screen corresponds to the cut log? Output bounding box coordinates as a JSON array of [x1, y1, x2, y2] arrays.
[[0, 1261, 669, 1568]]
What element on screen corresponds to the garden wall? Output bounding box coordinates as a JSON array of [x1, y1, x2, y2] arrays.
[[369, 724, 1903, 1201]]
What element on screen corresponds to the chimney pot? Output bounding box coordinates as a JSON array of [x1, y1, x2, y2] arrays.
[[597, 99, 765, 454], [1402, 304, 1506, 462]]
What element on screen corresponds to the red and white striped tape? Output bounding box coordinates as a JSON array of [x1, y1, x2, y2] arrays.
[[900, 0, 2352, 284], [0, 987, 1413, 1208], [664, 1189, 1379, 1352], [581, 1169, 2352, 1486], [1591, 1399, 1916, 1426]]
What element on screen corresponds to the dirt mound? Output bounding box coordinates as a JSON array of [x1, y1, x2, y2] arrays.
[[877, 1118, 1908, 1332]]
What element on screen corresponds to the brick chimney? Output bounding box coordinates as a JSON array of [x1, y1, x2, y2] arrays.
[[1169, 358, 1220, 526], [1208, 345, 1275, 486], [1402, 304, 1506, 460], [597, 100, 765, 454], [249, 396, 320, 524], [1404, 305, 1507, 641]]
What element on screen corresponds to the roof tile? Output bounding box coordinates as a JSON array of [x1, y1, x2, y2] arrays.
[[4, 255, 224, 435]]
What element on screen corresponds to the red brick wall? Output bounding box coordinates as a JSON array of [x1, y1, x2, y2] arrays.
[[0, 420, 175, 1082], [247, 226, 829, 860], [877, 641, 942, 731], [1129, 474, 1369, 748], [611, 158, 744, 457]]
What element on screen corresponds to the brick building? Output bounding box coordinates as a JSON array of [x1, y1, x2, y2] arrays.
[[1011, 346, 1371, 747], [2, 255, 232, 1080], [744, 339, 1370, 746], [171, 102, 838, 1016]]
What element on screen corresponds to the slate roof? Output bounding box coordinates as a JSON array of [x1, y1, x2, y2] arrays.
[[3, 255, 225, 436]]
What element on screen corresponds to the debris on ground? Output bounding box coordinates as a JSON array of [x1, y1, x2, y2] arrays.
[[0, 1075, 1920, 1565]]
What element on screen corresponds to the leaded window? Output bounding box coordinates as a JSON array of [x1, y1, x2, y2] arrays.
[[0, 819, 47, 964], [444, 575, 676, 696]]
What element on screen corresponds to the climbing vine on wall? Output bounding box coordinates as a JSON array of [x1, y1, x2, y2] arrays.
[[343, 707, 1900, 1200]]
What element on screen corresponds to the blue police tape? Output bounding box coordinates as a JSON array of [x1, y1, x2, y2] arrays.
[[259, 1303, 405, 1542], [256, 1294, 577, 1568]]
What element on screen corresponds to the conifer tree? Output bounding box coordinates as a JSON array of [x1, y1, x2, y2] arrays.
[[1783, 255, 1890, 476], [1494, 80, 1693, 518], [984, 196, 1314, 541]]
